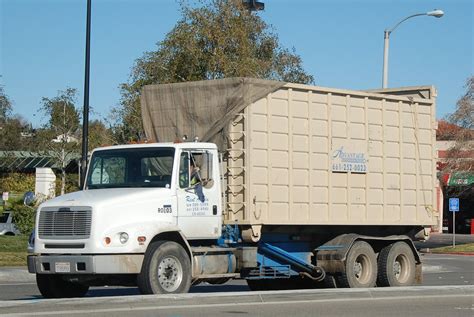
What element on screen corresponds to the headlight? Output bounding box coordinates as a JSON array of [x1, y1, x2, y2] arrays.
[[119, 232, 129, 244]]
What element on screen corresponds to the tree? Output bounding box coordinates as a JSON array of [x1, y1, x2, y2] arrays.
[[89, 119, 113, 150], [39, 88, 81, 195], [439, 76, 474, 194], [113, 0, 314, 143], [0, 85, 15, 150], [449, 77, 473, 133], [0, 87, 36, 151], [0, 85, 12, 125], [436, 120, 463, 141], [0, 115, 33, 151]]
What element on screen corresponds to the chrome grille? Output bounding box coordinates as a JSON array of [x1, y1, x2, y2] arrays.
[[38, 208, 92, 239]]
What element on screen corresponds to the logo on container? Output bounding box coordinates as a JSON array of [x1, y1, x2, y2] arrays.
[[332, 147, 367, 164]]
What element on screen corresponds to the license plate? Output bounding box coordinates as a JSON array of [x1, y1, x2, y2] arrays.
[[55, 262, 71, 273]]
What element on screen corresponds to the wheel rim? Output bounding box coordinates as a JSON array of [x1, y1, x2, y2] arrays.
[[353, 254, 370, 284], [157, 256, 183, 292], [393, 254, 409, 283]]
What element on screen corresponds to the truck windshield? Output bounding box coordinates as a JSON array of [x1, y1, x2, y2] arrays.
[[86, 147, 175, 189]]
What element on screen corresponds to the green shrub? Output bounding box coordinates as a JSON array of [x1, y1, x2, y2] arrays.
[[11, 204, 36, 235], [0, 173, 35, 193], [0, 171, 80, 199]]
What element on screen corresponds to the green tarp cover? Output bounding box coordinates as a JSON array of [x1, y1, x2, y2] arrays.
[[140, 77, 285, 151]]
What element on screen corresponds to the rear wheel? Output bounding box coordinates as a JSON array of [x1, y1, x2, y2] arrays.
[[36, 274, 89, 298], [377, 241, 416, 287], [323, 275, 340, 288], [137, 241, 192, 294], [337, 241, 377, 288]]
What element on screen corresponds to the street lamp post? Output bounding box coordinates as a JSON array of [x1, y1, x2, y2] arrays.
[[382, 9, 444, 89]]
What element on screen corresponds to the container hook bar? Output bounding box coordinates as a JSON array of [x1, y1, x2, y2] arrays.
[[259, 243, 325, 281]]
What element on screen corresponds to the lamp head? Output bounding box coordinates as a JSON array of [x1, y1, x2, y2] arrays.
[[427, 9, 444, 18]]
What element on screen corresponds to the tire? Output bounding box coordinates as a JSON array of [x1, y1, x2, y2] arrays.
[[377, 241, 416, 287], [337, 241, 377, 288], [36, 274, 89, 298], [206, 277, 231, 285], [137, 241, 192, 294], [323, 275, 339, 288]]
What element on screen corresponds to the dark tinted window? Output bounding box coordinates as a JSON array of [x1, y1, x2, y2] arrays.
[[0, 213, 10, 223]]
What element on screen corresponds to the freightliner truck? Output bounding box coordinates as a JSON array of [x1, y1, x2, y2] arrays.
[[28, 78, 439, 297]]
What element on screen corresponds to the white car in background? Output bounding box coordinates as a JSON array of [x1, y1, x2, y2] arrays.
[[0, 212, 21, 236]]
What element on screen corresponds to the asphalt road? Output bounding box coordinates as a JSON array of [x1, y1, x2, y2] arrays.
[[0, 286, 473, 317], [0, 233, 472, 316], [0, 253, 472, 301]]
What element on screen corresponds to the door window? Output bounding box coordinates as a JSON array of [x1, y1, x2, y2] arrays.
[[179, 152, 190, 188], [179, 151, 214, 189]]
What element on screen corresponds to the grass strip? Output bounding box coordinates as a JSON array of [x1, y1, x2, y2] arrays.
[[0, 252, 27, 266], [0, 235, 28, 266], [430, 243, 474, 254]]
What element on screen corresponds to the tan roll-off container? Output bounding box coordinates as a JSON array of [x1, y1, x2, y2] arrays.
[[141, 78, 438, 228]]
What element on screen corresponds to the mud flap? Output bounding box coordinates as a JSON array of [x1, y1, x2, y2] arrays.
[[415, 262, 423, 285]]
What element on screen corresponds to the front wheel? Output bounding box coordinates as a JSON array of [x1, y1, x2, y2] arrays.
[[137, 241, 192, 294], [377, 241, 416, 287], [337, 241, 377, 288], [36, 274, 89, 298]]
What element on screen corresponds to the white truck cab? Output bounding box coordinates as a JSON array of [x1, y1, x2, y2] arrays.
[[28, 142, 228, 297]]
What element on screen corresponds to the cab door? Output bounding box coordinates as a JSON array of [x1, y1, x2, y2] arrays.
[[176, 149, 221, 239]]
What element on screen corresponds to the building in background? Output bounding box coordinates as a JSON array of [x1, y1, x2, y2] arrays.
[[436, 121, 474, 234]]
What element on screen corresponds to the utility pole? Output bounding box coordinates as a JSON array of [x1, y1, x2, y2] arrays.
[[81, 0, 92, 188]]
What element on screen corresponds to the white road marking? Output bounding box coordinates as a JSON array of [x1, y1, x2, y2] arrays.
[[422, 265, 451, 273], [1, 294, 473, 316]]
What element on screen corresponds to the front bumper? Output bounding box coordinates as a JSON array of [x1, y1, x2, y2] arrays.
[[28, 254, 144, 274]]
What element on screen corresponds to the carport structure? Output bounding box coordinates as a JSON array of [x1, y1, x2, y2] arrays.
[[0, 151, 79, 173]]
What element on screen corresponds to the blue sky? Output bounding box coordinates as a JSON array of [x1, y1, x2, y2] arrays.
[[1, 0, 472, 127]]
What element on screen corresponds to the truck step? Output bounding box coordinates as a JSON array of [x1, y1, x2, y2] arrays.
[[246, 265, 291, 279], [191, 247, 237, 254]]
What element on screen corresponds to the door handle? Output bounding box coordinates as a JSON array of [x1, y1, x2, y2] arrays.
[[213, 205, 217, 215]]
